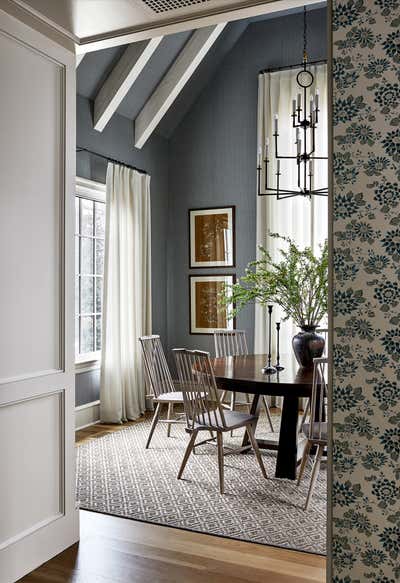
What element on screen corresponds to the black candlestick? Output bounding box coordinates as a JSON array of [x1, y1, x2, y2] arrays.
[[275, 322, 284, 371], [262, 305, 277, 374]]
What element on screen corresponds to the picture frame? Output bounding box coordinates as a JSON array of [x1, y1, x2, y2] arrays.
[[189, 274, 235, 335], [189, 206, 235, 268]]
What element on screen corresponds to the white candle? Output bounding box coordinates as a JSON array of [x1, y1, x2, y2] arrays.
[[296, 128, 300, 142], [274, 114, 279, 134], [315, 89, 319, 109], [297, 138, 302, 155], [297, 92, 301, 109], [310, 95, 314, 114], [265, 138, 269, 159], [309, 159, 314, 175], [277, 159, 280, 173], [292, 99, 296, 114], [258, 146, 262, 167]]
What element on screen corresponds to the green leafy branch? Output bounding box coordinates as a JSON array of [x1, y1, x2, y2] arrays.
[[221, 233, 328, 328]]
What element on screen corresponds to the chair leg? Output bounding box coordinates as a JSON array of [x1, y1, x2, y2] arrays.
[[263, 397, 275, 433], [299, 399, 310, 433], [229, 392, 237, 436], [178, 430, 198, 480], [246, 424, 267, 479], [297, 441, 311, 486], [217, 432, 224, 494], [220, 390, 227, 404], [145, 402, 162, 449], [167, 402, 173, 437], [304, 445, 323, 511], [245, 392, 251, 413]]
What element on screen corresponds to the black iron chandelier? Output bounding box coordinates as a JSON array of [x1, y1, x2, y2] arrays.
[[257, 7, 328, 200]]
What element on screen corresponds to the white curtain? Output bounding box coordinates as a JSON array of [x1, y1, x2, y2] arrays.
[[100, 163, 152, 423], [255, 65, 328, 402]]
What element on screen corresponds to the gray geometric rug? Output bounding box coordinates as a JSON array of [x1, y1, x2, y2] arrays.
[[76, 413, 326, 554]]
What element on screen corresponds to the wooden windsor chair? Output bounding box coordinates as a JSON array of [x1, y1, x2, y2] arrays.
[[139, 335, 185, 449], [173, 348, 267, 494], [214, 329, 274, 433], [299, 328, 329, 432], [297, 357, 328, 510]]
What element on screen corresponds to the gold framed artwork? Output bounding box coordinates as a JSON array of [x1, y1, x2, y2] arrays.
[[189, 206, 235, 268], [189, 275, 235, 335]]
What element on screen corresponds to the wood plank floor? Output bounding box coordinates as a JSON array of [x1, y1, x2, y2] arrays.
[[20, 416, 326, 582], [20, 510, 326, 582]]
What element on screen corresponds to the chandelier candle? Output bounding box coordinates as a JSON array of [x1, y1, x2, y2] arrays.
[[262, 305, 277, 374], [258, 6, 328, 200]]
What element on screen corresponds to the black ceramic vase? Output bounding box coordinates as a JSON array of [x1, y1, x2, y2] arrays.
[[292, 326, 325, 369]]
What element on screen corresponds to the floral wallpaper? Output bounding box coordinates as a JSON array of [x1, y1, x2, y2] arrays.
[[332, 0, 400, 581]]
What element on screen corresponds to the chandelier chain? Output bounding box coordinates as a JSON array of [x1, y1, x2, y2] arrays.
[[303, 6, 307, 61]]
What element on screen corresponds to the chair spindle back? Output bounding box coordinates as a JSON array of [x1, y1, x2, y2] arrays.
[[309, 357, 328, 442], [214, 330, 248, 358], [316, 327, 329, 357], [173, 348, 226, 430], [139, 335, 174, 398]]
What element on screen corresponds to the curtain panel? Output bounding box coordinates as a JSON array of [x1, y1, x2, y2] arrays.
[[255, 65, 328, 404], [100, 163, 152, 423]]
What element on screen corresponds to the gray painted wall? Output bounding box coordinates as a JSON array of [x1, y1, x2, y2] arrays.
[[167, 9, 327, 357], [76, 95, 169, 406]]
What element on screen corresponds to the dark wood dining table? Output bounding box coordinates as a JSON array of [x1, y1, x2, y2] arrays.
[[212, 354, 314, 480]]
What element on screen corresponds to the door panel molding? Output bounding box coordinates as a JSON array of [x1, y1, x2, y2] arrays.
[[0, 6, 78, 582]]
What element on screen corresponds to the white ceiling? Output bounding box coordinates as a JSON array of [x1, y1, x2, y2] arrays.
[[17, 0, 322, 47], [18, 0, 249, 40]]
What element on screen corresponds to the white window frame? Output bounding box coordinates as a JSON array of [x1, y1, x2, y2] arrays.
[[75, 177, 106, 372]]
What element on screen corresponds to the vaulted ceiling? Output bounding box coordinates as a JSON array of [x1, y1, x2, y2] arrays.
[[75, 2, 325, 144]]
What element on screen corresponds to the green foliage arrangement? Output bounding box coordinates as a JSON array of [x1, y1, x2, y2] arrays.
[[222, 233, 328, 328]]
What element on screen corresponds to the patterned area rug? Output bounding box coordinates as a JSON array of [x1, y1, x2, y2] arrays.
[[76, 413, 326, 554]]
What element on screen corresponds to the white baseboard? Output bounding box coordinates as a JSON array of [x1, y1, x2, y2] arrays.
[[75, 400, 100, 431]]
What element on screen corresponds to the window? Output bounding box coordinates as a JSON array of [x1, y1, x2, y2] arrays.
[[75, 178, 106, 364]]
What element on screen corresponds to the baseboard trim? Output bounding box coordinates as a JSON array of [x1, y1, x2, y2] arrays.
[[75, 400, 100, 431]]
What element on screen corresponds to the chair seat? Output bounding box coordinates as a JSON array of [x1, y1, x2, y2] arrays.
[[155, 391, 184, 403], [194, 409, 257, 431], [303, 422, 328, 441]]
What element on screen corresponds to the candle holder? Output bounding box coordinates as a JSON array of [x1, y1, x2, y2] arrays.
[[262, 305, 277, 374], [275, 322, 285, 371]]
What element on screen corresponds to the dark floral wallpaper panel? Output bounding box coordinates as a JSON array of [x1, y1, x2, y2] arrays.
[[332, 0, 400, 581]]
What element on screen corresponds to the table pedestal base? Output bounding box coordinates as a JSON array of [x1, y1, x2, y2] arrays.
[[241, 394, 304, 480]]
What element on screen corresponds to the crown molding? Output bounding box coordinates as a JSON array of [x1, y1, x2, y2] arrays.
[[75, 0, 323, 53], [5, 0, 79, 43], [4, 0, 322, 53]]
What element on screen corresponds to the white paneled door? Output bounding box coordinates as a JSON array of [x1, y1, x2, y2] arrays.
[[0, 7, 78, 583]]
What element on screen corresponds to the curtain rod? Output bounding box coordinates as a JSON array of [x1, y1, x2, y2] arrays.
[[259, 59, 327, 75], [76, 147, 148, 176]]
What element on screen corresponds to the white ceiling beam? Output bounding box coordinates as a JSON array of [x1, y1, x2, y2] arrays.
[[76, 53, 85, 68], [134, 23, 226, 149], [76, 0, 322, 53], [93, 37, 163, 133]]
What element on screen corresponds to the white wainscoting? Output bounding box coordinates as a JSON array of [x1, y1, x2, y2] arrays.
[[75, 400, 101, 430], [0, 6, 78, 581], [0, 391, 64, 550]]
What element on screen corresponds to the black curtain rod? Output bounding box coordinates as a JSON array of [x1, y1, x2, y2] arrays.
[[76, 147, 148, 176], [259, 59, 327, 75]]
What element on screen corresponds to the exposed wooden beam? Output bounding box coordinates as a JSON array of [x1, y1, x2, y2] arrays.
[[75, 0, 322, 54], [93, 37, 163, 133], [134, 23, 226, 149], [76, 53, 85, 68]]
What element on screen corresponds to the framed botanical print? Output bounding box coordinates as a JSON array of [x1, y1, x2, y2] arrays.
[[189, 206, 235, 268], [189, 275, 235, 335]]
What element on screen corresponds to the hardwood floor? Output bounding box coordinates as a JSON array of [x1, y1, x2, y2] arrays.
[[20, 414, 326, 582], [20, 510, 326, 582]]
